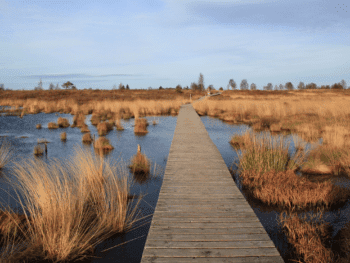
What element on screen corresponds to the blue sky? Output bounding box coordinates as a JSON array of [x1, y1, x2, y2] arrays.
[[0, 0, 349, 90]]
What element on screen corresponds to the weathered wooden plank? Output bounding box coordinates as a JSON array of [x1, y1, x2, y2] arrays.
[[140, 103, 283, 263], [145, 234, 275, 241], [144, 240, 276, 249], [148, 228, 268, 235], [142, 248, 281, 257], [141, 256, 284, 263]]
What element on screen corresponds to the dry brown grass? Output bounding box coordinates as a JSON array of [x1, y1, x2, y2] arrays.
[[279, 208, 334, 263], [82, 133, 93, 144], [97, 121, 114, 136], [47, 122, 58, 129], [33, 145, 44, 156], [35, 124, 41, 129], [60, 132, 67, 141], [128, 152, 151, 176], [115, 118, 124, 131], [0, 139, 14, 170], [0, 146, 144, 262], [134, 118, 149, 135], [57, 117, 70, 128], [71, 113, 86, 128], [80, 124, 90, 133], [94, 137, 114, 152]]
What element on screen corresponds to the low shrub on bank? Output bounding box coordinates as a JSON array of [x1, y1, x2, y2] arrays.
[[0, 146, 143, 262]]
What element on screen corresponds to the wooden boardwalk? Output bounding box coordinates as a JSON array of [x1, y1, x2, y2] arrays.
[[140, 103, 284, 263]]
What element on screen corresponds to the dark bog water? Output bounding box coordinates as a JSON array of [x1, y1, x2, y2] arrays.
[[1, 111, 350, 262], [0, 112, 176, 262]]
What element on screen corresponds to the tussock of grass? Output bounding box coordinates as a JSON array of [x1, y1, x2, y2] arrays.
[[134, 118, 149, 135], [57, 117, 70, 128], [94, 137, 114, 152], [279, 209, 334, 263], [35, 124, 41, 129], [33, 145, 43, 156], [0, 146, 143, 262], [72, 113, 86, 128], [97, 121, 114, 136], [60, 132, 67, 141], [233, 131, 350, 209], [80, 124, 90, 133], [128, 152, 151, 176], [0, 139, 14, 169], [47, 122, 58, 129], [115, 119, 124, 131], [82, 133, 92, 143]]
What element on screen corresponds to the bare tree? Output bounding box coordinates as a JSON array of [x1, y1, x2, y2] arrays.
[[119, 83, 125, 90], [191, 82, 199, 91], [285, 82, 294, 90], [279, 84, 284, 90], [0, 84, 5, 91], [263, 83, 273, 91], [49, 83, 55, 90], [198, 73, 204, 91], [250, 83, 257, 90], [35, 78, 43, 90], [306, 83, 317, 89], [240, 79, 249, 90], [274, 85, 278, 91], [126, 84, 130, 90], [340, 79, 347, 89], [297, 82, 305, 90], [228, 79, 236, 90], [55, 83, 60, 90]]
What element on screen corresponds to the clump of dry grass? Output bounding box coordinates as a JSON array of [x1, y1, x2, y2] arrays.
[[0, 146, 144, 262], [0, 139, 14, 169], [233, 131, 350, 209], [60, 132, 67, 141], [47, 122, 58, 129], [71, 113, 86, 128], [33, 145, 44, 156], [57, 117, 70, 128], [128, 147, 151, 176], [279, 209, 334, 263], [35, 124, 41, 129], [97, 121, 114, 136], [115, 119, 124, 131], [82, 133, 93, 144], [80, 124, 90, 133], [94, 137, 114, 152], [134, 118, 149, 135]]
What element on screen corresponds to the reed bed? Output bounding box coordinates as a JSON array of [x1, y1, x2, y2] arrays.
[[0, 146, 143, 262], [0, 139, 14, 170], [233, 131, 350, 209], [279, 209, 334, 263]]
